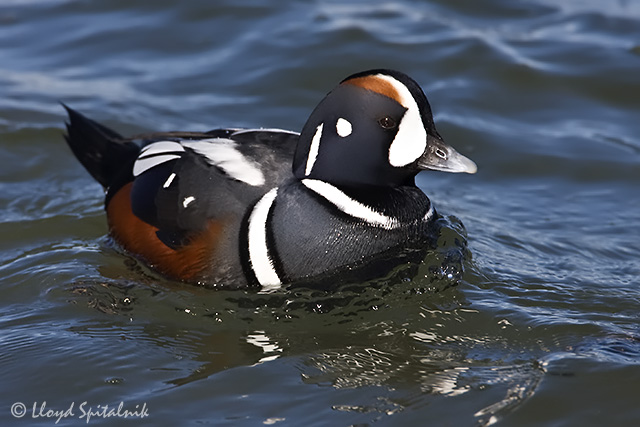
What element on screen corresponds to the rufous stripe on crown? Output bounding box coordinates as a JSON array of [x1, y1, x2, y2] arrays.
[[342, 75, 403, 106]]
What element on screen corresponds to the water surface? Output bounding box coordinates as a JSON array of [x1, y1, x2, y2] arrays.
[[1, 0, 639, 426]]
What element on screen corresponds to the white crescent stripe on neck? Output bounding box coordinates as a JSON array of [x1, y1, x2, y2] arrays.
[[301, 179, 401, 230], [247, 188, 281, 289]]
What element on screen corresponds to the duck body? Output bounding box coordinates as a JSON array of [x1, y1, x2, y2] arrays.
[[64, 69, 476, 290]]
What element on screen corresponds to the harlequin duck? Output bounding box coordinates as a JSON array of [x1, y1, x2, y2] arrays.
[[63, 69, 476, 290]]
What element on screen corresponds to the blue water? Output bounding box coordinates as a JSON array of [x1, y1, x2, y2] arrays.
[[1, 1, 639, 426]]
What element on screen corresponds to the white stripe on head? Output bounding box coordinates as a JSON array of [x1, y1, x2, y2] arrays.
[[248, 188, 281, 289], [375, 74, 427, 167], [181, 139, 265, 186], [305, 124, 323, 176], [301, 179, 400, 230], [336, 118, 352, 137]]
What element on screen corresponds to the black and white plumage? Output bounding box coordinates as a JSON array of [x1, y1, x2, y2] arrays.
[[63, 69, 476, 289]]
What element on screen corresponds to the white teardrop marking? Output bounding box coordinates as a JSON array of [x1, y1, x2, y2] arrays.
[[375, 74, 427, 167], [336, 118, 352, 137], [247, 188, 281, 289], [305, 123, 323, 176]]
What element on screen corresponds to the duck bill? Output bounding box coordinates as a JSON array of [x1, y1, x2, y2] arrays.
[[416, 134, 477, 174]]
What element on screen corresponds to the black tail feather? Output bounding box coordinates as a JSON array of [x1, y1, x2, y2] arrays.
[[62, 103, 140, 190]]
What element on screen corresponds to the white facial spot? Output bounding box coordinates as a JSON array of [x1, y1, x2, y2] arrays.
[[336, 118, 352, 138], [182, 196, 195, 208], [305, 123, 323, 176], [375, 74, 427, 167]]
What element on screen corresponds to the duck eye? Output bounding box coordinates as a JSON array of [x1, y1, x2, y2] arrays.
[[378, 116, 396, 129]]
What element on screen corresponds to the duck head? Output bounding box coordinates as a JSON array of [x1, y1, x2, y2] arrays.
[[293, 69, 476, 187]]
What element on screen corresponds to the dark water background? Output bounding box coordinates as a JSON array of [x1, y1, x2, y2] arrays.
[[1, 0, 639, 426]]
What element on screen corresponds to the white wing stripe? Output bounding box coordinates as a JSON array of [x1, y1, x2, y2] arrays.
[[231, 128, 299, 136], [133, 154, 182, 176], [181, 139, 266, 186], [132, 138, 267, 186], [139, 141, 185, 157]]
